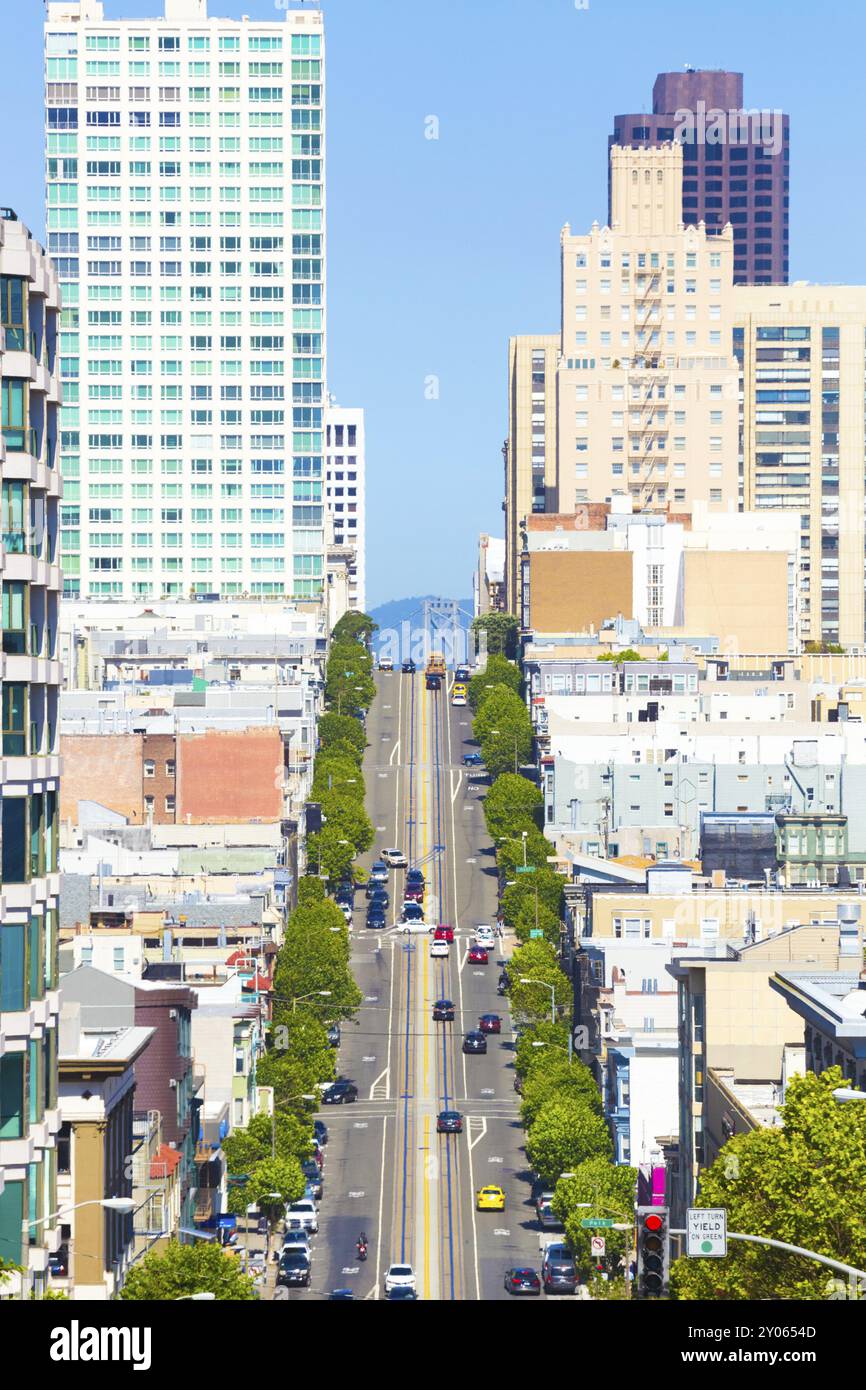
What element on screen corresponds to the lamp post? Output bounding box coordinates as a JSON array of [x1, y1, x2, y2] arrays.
[[532, 1035, 573, 1065], [21, 1198, 137, 1300]]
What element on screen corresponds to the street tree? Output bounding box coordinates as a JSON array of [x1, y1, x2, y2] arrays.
[[513, 899, 561, 947], [514, 1019, 573, 1080], [222, 1111, 314, 1176], [230, 1156, 306, 1227], [471, 613, 519, 659], [468, 654, 522, 709], [526, 1096, 612, 1187], [520, 1053, 602, 1128], [119, 1240, 258, 1301], [312, 752, 365, 800], [273, 909, 361, 1019], [507, 941, 572, 1029], [305, 825, 357, 885], [671, 1067, 866, 1300], [332, 611, 377, 644], [483, 773, 542, 841], [268, 1012, 336, 1086], [554, 1158, 638, 1279], [500, 871, 563, 931], [318, 712, 366, 761]]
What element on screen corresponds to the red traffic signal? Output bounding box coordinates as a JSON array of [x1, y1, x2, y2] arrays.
[[643, 1213, 663, 1233]]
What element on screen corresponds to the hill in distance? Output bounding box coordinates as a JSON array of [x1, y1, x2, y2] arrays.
[[368, 595, 474, 638]]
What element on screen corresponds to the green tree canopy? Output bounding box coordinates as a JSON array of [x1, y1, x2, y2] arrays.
[[230, 1156, 306, 1225], [296, 876, 326, 908], [671, 1067, 866, 1301], [514, 1019, 574, 1079], [319, 788, 374, 854], [332, 611, 377, 644], [596, 649, 642, 663], [472, 685, 527, 742], [468, 654, 523, 709], [268, 1012, 336, 1088], [513, 899, 561, 947], [500, 869, 563, 931], [306, 825, 357, 885], [471, 613, 519, 659], [483, 773, 542, 841], [222, 1110, 314, 1177], [554, 1158, 637, 1278], [520, 1052, 602, 1129], [496, 828, 553, 879], [273, 907, 360, 1019], [318, 712, 367, 761], [119, 1240, 258, 1301], [311, 752, 365, 800], [506, 938, 572, 1028], [256, 1049, 323, 1110], [526, 1096, 612, 1187]]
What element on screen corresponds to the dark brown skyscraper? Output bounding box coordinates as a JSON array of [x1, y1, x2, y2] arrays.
[[610, 70, 789, 285]]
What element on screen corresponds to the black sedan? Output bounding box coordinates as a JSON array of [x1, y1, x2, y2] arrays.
[[314, 1119, 328, 1147], [276, 1253, 311, 1288], [436, 1110, 463, 1135], [368, 888, 390, 909], [504, 1268, 541, 1296], [401, 659, 416, 674], [432, 999, 455, 1022], [321, 1080, 358, 1105], [462, 1031, 487, 1055]]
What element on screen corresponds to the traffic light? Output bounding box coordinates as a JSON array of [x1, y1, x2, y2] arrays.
[[635, 1206, 670, 1299]]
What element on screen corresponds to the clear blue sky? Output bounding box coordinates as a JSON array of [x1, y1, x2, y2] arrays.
[[5, 0, 864, 606]]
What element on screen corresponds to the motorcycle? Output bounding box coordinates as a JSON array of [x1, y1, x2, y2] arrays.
[[356, 1241, 368, 1262]]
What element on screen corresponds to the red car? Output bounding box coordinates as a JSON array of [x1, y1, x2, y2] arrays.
[[433, 925, 454, 943], [479, 1013, 501, 1034], [404, 884, 424, 902], [467, 944, 489, 965]]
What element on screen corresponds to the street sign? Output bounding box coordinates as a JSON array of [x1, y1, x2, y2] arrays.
[[516, 865, 537, 874], [529, 929, 544, 938], [687, 1207, 727, 1258], [580, 1217, 615, 1229], [590, 1236, 606, 1257]]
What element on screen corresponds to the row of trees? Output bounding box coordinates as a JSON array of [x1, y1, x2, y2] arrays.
[[120, 614, 377, 1299], [469, 653, 534, 781]]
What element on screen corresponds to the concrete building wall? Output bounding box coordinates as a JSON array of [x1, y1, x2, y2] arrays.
[[177, 727, 283, 823], [505, 334, 559, 612]]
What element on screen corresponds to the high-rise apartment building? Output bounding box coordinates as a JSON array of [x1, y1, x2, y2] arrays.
[[325, 404, 364, 614], [735, 286, 866, 649], [44, 0, 326, 602], [0, 212, 62, 1287], [610, 70, 789, 286], [504, 145, 740, 615]]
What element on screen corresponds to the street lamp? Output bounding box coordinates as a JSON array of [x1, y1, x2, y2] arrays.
[[833, 1088, 866, 1102], [20, 1198, 137, 1300], [532, 1036, 573, 1065], [175, 1292, 217, 1301]]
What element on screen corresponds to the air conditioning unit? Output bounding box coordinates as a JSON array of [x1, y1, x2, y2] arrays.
[[168, 1009, 177, 1019], [169, 1078, 178, 1089]]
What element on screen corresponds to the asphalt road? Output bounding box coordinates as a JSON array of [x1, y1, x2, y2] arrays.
[[301, 671, 553, 1302]]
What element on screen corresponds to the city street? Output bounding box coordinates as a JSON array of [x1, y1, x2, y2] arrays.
[[299, 671, 548, 1300]]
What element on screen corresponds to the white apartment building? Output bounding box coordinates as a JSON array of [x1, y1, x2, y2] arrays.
[[325, 403, 365, 614], [0, 212, 63, 1289], [45, 0, 326, 602]]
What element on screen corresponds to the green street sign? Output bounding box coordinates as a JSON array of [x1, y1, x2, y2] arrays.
[[529, 929, 544, 938], [580, 1218, 615, 1229], [516, 865, 537, 874]]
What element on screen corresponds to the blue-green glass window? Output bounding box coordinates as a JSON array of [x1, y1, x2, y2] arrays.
[[30, 793, 44, 881], [2, 683, 27, 756], [0, 276, 26, 350], [2, 480, 27, 555], [29, 916, 43, 1003], [0, 923, 27, 1010], [1, 379, 29, 452], [2, 581, 28, 654], [1, 796, 28, 883], [0, 1054, 25, 1139]]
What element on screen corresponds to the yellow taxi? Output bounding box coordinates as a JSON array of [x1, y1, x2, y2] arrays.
[[476, 1185, 506, 1212]]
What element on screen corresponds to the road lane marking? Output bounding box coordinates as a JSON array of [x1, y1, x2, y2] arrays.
[[374, 1113, 388, 1301], [465, 1118, 483, 1300]]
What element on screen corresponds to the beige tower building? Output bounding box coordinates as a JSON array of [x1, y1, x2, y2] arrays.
[[505, 144, 741, 615], [735, 286, 866, 649]]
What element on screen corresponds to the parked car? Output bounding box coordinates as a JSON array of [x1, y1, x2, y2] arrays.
[[276, 1251, 311, 1288], [433, 924, 454, 943], [430, 939, 449, 959], [400, 901, 424, 923], [382, 848, 407, 867], [504, 1267, 541, 1296], [285, 1199, 318, 1234], [405, 869, 425, 886], [537, 1197, 563, 1231], [474, 925, 496, 950], [436, 1110, 463, 1134], [467, 944, 489, 965], [301, 1160, 323, 1199], [384, 1264, 417, 1295], [541, 1242, 577, 1294], [403, 883, 424, 903], [385, 1285, 418, 1301], [327, 1023, 342, 1048], [321, 1080, 358, 1105], [462, 1031, 487, 1055], [462, 752, 484, 767], [282, 1229, 312, 1259], [313, 1119, 328, 1147], [479, 1013, 501, 1034], [497, 971, 509, 996]]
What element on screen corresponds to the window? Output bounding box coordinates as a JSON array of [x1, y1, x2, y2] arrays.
[[2, 683, 27, 756], [143, 759, 155, 778]]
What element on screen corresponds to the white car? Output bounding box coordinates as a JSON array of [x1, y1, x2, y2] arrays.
[[384, 1263, 417, 1295], [286, 1199, 318, 1234], [474, 925, 496, 950], [378, 657, 394, 672], [382, 848, 408, 868], [281, 1229, 312, 1259], [399, 920, 432, 935], [430, 939, 449, 958]]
